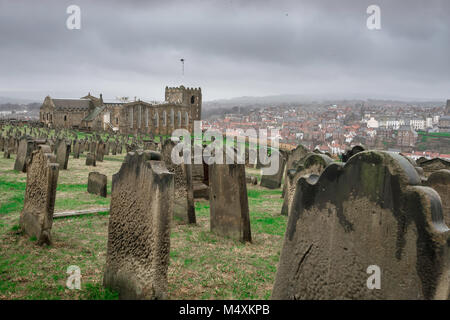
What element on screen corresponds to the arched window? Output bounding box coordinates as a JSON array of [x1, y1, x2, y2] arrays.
[[162, 110, 167, 127], [170, 109, 174, 126], [184, 112, 189, 127], [154, 112, 159, 127], [177, 111, 182, 127]]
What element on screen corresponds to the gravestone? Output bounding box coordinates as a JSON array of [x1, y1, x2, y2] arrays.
[[260, 149, 286, 189], [161, 140, 195, 224], [282, 145, 312, 197], [86, 152, 96, 166], [272, 151, 450, 300], [19, 145, 59, 245], [87, 172, 107, 197], [14, 136, 35, 172], [419, 158, 450, 177], [209, 153, 251, 242], [425, 169, 450, 227], [281, 153, 333, 216], [73, 141, 80, 159], [56, 139, 70, 170], [104, 150, 174, 300], [96, 141, 105, 162]]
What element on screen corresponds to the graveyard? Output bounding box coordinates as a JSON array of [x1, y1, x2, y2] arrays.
[[0, 123, 449, 300], [0, 126, 287, 299]]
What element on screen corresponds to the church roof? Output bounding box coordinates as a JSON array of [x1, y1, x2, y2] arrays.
[[52, 98, 92, 110]]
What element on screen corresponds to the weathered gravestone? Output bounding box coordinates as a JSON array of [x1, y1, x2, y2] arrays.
[[272, 151, 450, 300], [260, 149, 286, 189], [419, 158, 450, 177], [209, 153, 251, 242], [19, 145, 59, 245], [161, 140, 195, 224], [86, 152, 96, 166], [96, 141, 105, 162], [341, 145, 365, 162], [14, 136, 36, 172], [425, 169, 450, 227], [73, 141, 80, 159], [87, 172, 107, 198], [104, 150, 174, 300], [56, 140, 70, 170], [282, 144, 309, 197], [281, 153, 333, 216]]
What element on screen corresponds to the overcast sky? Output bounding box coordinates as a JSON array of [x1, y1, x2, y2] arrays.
[[0, 0, 449, 102]]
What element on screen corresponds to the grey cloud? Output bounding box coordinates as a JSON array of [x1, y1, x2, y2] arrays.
[[0, 0, 448, 101]]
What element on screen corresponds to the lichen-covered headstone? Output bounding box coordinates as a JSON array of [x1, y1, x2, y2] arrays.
[[272, 151, 450, 300], [104, 151, 174, 300], [19, 145, 59, 245]]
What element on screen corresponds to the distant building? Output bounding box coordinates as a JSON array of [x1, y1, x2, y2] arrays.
[[40, 85, 202, 135], [438, 99, 450, 132], [397, 125, 417, 148]]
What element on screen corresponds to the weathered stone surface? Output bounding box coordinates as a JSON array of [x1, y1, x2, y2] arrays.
[[341, 145, 365, 162], [161, 140, 195, 224], [272, 151, 450, 300], [85, 152, 96, 166], [281, 153, 333, 216], [282, 145, 309, 197], [104, 151, 174, 300], [96, 141, 105, 162], [55, 139, 70, 170], [209, 160, 251, 242], [87, 172, 107, 197], [419, 158, 450, 177], [14, 136, 35, 172], [19, 145, 59, 245], [425, 169, 450, 227], [73, 141, 80, 159], [260, 149, 286, 189]]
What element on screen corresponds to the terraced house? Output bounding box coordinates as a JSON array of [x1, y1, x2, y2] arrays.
[[39, 85, 202, 135]]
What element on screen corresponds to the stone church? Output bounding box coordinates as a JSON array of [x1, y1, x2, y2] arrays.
[[39, 85, 202, 135]]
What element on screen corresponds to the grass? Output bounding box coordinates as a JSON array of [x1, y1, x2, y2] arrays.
[[0, 149, 287, 300]]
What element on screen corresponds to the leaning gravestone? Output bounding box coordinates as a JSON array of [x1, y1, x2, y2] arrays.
[[209, 150, 251, 242], [425, 169, 450, 227], [161, 140, 195, 224], [87, 172, 107, 197], [272, 151, 450, 300], [56, 139, 70, 170], [104, 150, 174, 300], [14, 136, 35, 172], [19, 145, 59, 245]]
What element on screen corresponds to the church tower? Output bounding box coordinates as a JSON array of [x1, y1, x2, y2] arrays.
[[165, 85, 202, 120]]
